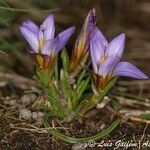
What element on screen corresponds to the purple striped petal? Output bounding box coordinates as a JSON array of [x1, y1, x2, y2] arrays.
[[90, 27, 108, 65], [42, 38, 58, 55], [98, 55, 120, 77], [106, 33, 125, 58], [41, 15, 55, 41], [113, 62, 148, 79], [75, 8, 96, 46], [84, 8, 96, 38], [20, 27, 39, 53], [22, 19, 39, 35], [80, 8, 96, 41], [56, 27, 75, 52], [91, 27, 108, 54], [69, 9, 97, 73]]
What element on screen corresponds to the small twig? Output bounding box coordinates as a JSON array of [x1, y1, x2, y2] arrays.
[[115, 96, 150, 108], [130, 117, 150, 124], [118, 80, 150, 87], [120, 109, 150, 115], [140, 123, 148, 142], [10, 125, 48, 133], [120, 109, 150, 124], [10, 124, 70, 134], [112, 91, 148, 101], [0, 72, 37, 90], [0, 103, 7, 109]]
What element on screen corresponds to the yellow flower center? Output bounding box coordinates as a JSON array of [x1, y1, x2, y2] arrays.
[[36, 54, 43, 66], [100, 56, 105, 63], [40, 39, 44, 51]]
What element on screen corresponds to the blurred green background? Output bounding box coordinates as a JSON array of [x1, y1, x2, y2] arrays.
[[0, 0, 149, 79]]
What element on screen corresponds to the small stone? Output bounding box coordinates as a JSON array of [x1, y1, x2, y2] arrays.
[[19, 109, 32, 121], [72, 142, 87, 150], [96, 96, 110, 109], [21, 93, 37, 105], [4, 98, 17, 106], [32, 112, 44, 124], [100, 123, 105, 130]]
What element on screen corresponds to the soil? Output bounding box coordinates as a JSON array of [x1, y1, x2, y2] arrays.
[[0, 93, 149, 150]]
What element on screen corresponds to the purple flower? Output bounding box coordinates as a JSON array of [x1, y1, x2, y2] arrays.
[[69, 9, 96, 74], [20, 15, 75, 71], [90, 27, 148, 90]]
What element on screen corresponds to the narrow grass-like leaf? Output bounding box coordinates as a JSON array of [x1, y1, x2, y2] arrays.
[[60, 69, 70, 99], [76, 69, 87, 87], [54, 57, 58, 81], [0, 0, 10, 7], [61, 48, 69, 74], [140, 113, 150, 120], [76, 77, 90, 100], [76, 61, 91, 87], [76, 77, 118, 115], [47, 95, 65, 118], [37, 70, 50, 85], [43, 113, 121, 143]]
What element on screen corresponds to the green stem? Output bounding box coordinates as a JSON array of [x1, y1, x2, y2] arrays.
[[76, 77, 118, 115], [43, 114, 121, 143], [54, 57, 58, 81]]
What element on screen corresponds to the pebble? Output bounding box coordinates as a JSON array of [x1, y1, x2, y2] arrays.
[[4, 98, 17, 106], [96, 96, 110, 109], [19, 108, 44, 124], [19, 108, 32, 121], [32, 112, 44, 124], [72, 142, 87, 150], [21, 93, 37, 105]]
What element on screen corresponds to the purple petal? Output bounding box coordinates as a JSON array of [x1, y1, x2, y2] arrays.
[[92, 27, 108, 52], [56, 27, 75, 52], [84, 8, 96, 37], [42, 38, 58, 55], [81, 8, 96, 40], [69, 9, 97, 73], [38, 28, 44, 40], [114, 62, 148, 79], [20, 27, 39, 53], [90, 47, 98, 74], [106, 33, 125, 58], [38, 28, 44, 49], [22, 19, 39, 35], [75, 8, 97, 48], [90, 27, 108, 65], [41, 15, 55, 41], [98, 55, 120, 77]]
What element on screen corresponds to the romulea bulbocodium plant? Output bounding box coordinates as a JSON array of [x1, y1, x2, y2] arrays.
[[19, 9, 148, 143]]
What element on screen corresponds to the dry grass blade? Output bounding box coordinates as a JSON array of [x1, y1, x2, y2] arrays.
[[10, 123, 70, 134], [120, 109, 150, 124], [0, 72, 37, 90], [114, 96, 150, 108]]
